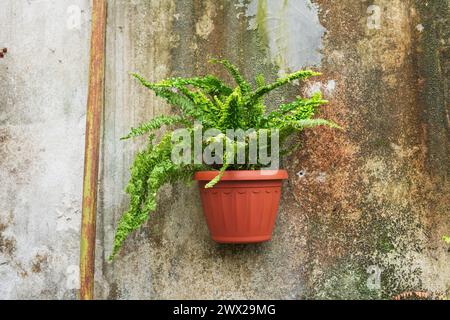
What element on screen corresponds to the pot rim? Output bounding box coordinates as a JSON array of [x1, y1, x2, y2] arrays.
[[194, 169, 288, 181]]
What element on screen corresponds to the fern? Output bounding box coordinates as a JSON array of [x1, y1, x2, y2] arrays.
[[110, 59, 340, 259], [110, 133, 199, 259], [255, 73, 265, 88], [132, 73, 201, 119], [155, 75, 232, 97], [266, 92, 327, 124]]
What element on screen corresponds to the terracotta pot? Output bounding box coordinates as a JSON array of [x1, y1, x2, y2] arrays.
[[194, 170, 288, 243]]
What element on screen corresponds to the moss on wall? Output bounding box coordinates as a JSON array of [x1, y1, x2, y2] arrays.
[[99, 0, 450, 300]]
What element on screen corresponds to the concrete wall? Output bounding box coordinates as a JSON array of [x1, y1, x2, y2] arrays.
[[1, 0, 449, 299], [0, 0, 90, 298]]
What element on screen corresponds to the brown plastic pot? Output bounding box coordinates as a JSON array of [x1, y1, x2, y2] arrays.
[[194, 170, 288, 243]]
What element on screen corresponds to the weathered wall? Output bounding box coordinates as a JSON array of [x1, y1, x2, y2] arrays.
[[99, 0, 450, 299], [0, 0, 448, 299], [0, 0, 91, 298]]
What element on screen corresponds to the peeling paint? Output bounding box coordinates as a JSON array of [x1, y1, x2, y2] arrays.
[[0, 0, 89, 299], [244, 0, 325, 73]]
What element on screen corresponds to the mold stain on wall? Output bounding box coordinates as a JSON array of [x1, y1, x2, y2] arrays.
[[0, 0, 90, 299], [293, 0, 450, 299]]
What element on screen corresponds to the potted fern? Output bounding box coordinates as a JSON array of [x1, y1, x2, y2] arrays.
[[110, 59, 339, 260]]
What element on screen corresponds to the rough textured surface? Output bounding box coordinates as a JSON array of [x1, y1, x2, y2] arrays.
[[0, 0, 90, 299], [99, 0, 449, 300], [0, 0, 448, 299]]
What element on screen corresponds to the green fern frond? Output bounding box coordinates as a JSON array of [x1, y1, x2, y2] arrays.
[[266, 92, 328, 126], [177, 87, 220, 125], [205, 163, 229, 188], [250, 70, 321, 103], [112, 61, 340, 260], [121, 115, 188, 140], [218, 87, 243, 129], [132, 73, 226, 125], [213, 95, 225, 109], [443, 235, 450, 244], [154, 75, 233, 97], [210, 59, 252, 94], [109, 133, 197, 260], [133, 73, 200, 116]]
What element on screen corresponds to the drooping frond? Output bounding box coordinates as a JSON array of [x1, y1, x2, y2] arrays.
[[111, 61, 340, 260], [204, 134, 233, 189], [285, 118, 342, 130]]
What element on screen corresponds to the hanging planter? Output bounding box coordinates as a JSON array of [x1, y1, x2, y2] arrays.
[[195, 170, 288, 243], [109, 59, 340, 260]]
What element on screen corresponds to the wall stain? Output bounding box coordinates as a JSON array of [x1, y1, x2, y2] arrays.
[[31, 253, 48, 273], [0, 222, 16, 257], [100, 0, 449, 299]]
